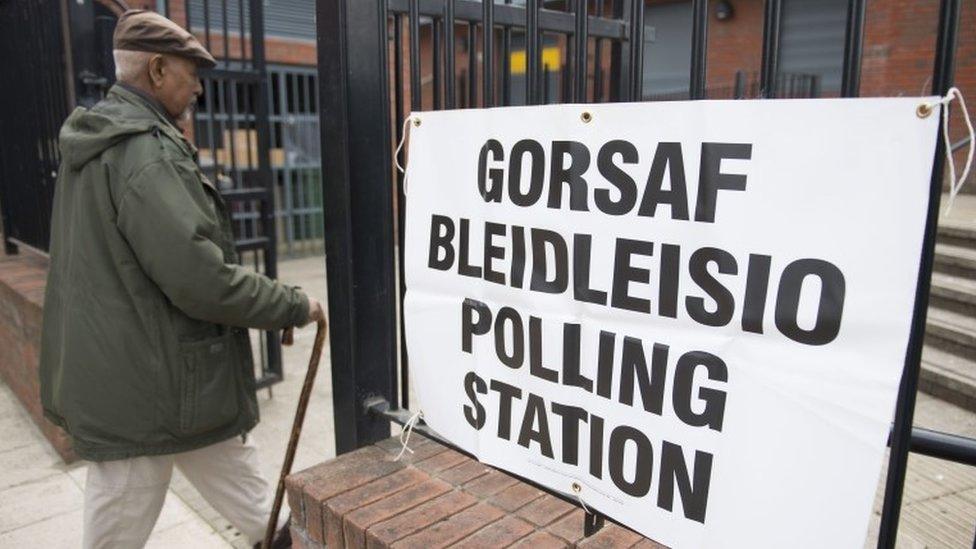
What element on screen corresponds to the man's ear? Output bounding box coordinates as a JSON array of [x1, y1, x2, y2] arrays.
[[147, 54, 167, 89]]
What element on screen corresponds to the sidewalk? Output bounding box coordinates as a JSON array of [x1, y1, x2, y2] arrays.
[[1, 254, 975, 547]]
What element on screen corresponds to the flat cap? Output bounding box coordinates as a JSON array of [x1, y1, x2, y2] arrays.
[[113, 9, 216, 68]]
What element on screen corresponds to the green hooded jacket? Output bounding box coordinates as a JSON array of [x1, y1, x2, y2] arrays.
[[40, 84, 309, 461]]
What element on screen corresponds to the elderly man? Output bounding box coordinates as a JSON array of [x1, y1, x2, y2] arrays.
[[39, 10, 320, 548]]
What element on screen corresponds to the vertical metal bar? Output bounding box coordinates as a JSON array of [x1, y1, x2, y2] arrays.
[[392, 12, 409, 409], [573, 0, 588, 103], [733, 69, 745, 99], [202, 0, 212, 52], [759, 0, 782, 98], [467, 22, 477, 107], [689, 0, 708, 99], [433, 18, 442, 109], [395, 15, 405, 124], [317, 0, 399, 453], [594, 0, 606, 102], [483, 0, 494, 107], [526, 0, 540, 104], [227, 80, 239, 185], [502, 0, 512, 106], [248, 0, 281, 380], [221, 0, 229, 61], [877, 1, 960, 546], [409, 0, 421, 111], [445, 0, 456, 109], [543, 63, 551, 103], [841, 0, 866, 98], [238, 0, 246, 64], [628, 0, 644, 101]]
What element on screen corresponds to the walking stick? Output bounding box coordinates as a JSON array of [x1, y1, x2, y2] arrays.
[[262, 317, 328, 549]]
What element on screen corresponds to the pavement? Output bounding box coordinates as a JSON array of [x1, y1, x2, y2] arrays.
[[1, 244, 976, 548]]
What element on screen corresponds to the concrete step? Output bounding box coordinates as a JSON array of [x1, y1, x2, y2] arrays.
[[924, 306, 976, 357], [934, 242, 976, 279], [920, 345, 976, 411], [929, 272, 976, 315], [937, 220, 976, 250]]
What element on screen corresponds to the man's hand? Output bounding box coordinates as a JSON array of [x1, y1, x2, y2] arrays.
[[306, 297, 325, 326], [282, 297, 326, 346]]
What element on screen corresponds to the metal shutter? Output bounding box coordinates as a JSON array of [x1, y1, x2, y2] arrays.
[[778, 0, 847, 94], [186, 0, 315, 41]]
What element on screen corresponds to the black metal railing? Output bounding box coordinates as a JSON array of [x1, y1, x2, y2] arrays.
[[317, 1, 972, 547], [0, 0, 70, 255]]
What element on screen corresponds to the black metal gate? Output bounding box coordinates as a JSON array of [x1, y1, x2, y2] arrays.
[[317, 0, 976, 546], [165, 0, 284, 388]]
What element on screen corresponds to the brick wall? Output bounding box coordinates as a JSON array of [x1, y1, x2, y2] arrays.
[[286, 433, 667, 548], [0, 251, 75, 462]]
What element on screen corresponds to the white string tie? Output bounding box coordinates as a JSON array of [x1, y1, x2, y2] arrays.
[[395, 410, 424, 461], [394, 116, 415, 196], [921, 87, 975, 216], [571, 482, 591, 514]]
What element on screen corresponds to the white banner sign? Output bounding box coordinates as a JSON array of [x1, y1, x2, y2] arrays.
[[403, 98, 940, 548]]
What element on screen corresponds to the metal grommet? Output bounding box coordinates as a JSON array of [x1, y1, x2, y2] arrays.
[[413, 117, 422, 127], [917, 103, 933, 119], [580, 111, 592, 123], [571, 482, 582, 493]]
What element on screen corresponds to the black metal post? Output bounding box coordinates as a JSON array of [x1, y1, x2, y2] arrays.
[[689, 0, 708, 100], [526, 0, 540, 104], [573, 0, 588, 103], [877, 0, 960, 545], [628, 0, 644, 101], [502, 0, 512, 106], [608, 0, 627, 102], [409, 0, 422, 110], [317, 0, 399, 454], [247, 0, 283, 385], [759, 0, 782, 98], [468, 22, 477, 106], [483, 0, 494, 107], [446, 0, 456, 109], [841, 0, 866, 97]]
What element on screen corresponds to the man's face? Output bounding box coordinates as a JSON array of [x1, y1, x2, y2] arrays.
[[152, 55, 203, 130]]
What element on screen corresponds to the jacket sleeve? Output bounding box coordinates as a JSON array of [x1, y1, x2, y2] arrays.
[[115, 159, 310, 330]]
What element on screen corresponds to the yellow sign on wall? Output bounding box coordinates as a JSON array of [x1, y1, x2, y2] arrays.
[[510, 47, 561, 74]]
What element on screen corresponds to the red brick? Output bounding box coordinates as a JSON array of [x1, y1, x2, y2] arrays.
[[435, 459, 491, 485], [323, 468, 429, 548], [452, 515, 535, 548], [509, 530, 571, 549], [391, 502, 506, 548], [517, 493, 576, 527], [462, 469, 519, 498], [575, 522, 644, 548], [365, 490, 478, 548], [343, 478, 453, 548], [414, 447, 468, 474], [489, 481, 546, 512], [302, 456, 403, 542], [285, 445, 388, 525], [546, 508, 585, 543]]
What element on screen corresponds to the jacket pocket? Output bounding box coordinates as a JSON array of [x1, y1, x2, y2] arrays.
[[178, 334, 240, 435]]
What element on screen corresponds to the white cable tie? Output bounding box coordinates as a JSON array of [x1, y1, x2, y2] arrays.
[[571, 482, 591, 514], [934, 87, 975, 216], [395, 410, 424, 461]]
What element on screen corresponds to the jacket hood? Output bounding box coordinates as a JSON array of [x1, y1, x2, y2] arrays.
[[58, 106, 158, 170]]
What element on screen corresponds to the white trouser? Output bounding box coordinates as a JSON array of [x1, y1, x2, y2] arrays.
[[82, 435, 283, 549]]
